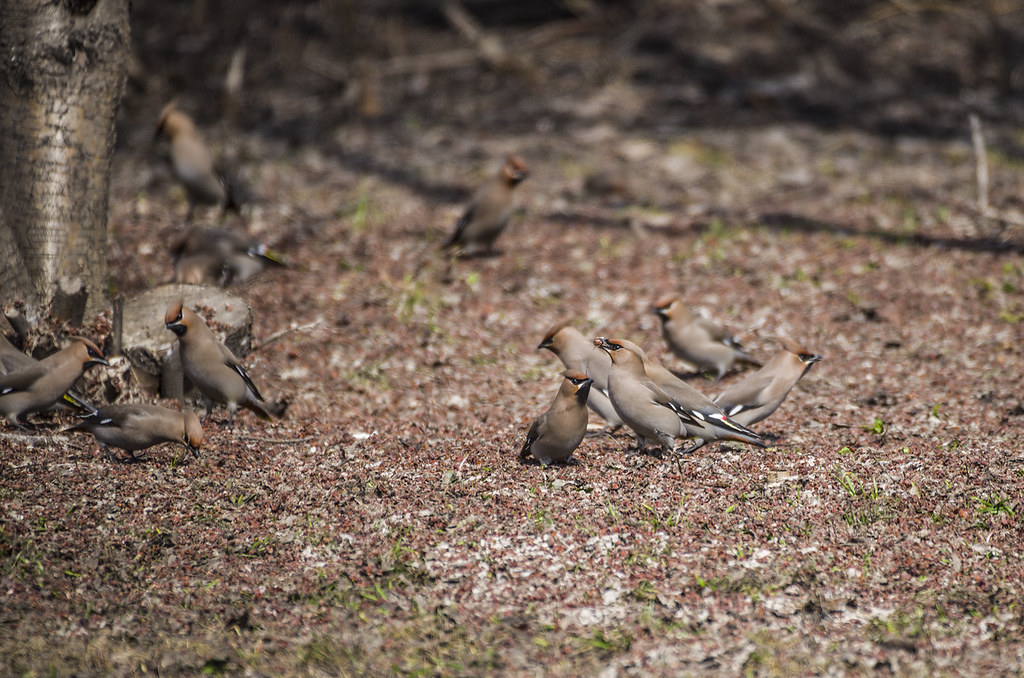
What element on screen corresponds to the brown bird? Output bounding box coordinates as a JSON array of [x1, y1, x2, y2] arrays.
[[69, 404, 203, 461], [0, 333, 35, 376], [164, 300, 286, 422], [155, 102, 240, 222], [612, 338, 764, 454], [595, 337, 763, 455], [652, 294, 760, 380], [1, 334, 96, 413], [170, 227, 285, 285], [537, 320, 622, 430], [443, 155, 528, 254], [0, 337, 107, 425], [520, 370, 592, 466], [714, 336, 822, 427]]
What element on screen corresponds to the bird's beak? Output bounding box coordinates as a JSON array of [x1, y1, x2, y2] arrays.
[[166, 321, 186, 337]]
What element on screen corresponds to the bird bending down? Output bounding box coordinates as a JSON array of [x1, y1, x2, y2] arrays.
[[155, 102, 241, 222], [594, 337, 764, 456], [443, 155, 528, 255], [0, 337, 107, 426], [170, 227, 286, 286], [537, 319, 623, 430], [520, 370, 592, 466], [164, 300, 286, 423], [652, 294, 760, 380], [69, 404, 203, 462], [714, 336, 822, 427]]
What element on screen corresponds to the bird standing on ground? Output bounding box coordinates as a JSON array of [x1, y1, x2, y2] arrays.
[[652, 294, 760, 380], [714, 336, 822, 426], [155, 102, 240, 222], [595, 337, 764, 455], [170, 227, 286, 286], [0, 337, 107, 425], [164, 300, 286, 423], [611, 338, 764, 454], [443, 155, 528, 254], [537, 320, 622, 430], [69, 404, 203, 461], [520, 370, 592, 466]]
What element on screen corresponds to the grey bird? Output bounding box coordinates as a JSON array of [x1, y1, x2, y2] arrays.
[[69, 404, 204, 461], [164, 300, 286, 422], [519, 370, 592, 466], [0, 333, 35, 376], [652, 294, 760, 380], [443, 155, 528, 254], [615, 338, 765, 454], [595, 337, 764, 455], [1, 334, 96, 414], [171, 227, 285, 285], [537, 319, 623, 430], [155, 102, 240, 222], [714, 336, 822, 427], [0, 337, 108, 425]]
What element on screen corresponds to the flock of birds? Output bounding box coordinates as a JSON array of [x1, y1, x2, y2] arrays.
[[0, 100, 822, 465]]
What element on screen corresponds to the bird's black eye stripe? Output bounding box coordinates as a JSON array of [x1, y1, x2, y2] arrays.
[[569, 376, 589, 385], [800, 353, 816, 361]]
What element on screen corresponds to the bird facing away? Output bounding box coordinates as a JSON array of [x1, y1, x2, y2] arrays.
[[164, 300, 286, 423], [69, 404, 203, 461], [0, 337, 108, 425], [520, 370, 592, 466], [443, 155, 528, 254], [652, 294, 760, 380], [611, 338, 765, 455], [155, 102, 240, 222], [537, 319, 623, 430], [594, 337, 764, 455], [714, 336, 822, 427], [171, 227, 286, 286]]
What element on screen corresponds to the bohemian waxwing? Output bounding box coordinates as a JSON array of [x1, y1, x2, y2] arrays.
[[613, 338, 765, 454], [537, 319, 622, 430], [0, 337, 107, 425], [652, 294, 760, 380], [171, 227, 285, 285], [155, 102, 240, 222], [519, 370, 592, 466], [714, 336, 822, 426], [69, 403, 203, 461], [595, 337, 764, 455], [443, 155, 528, 254], [164, 301, 286, 422]]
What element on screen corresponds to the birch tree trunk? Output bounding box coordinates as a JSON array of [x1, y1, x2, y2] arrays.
[[0, 0, 129, 325]]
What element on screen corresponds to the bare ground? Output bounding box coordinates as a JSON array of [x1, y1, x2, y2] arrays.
[[3, 2, 1024, 676]]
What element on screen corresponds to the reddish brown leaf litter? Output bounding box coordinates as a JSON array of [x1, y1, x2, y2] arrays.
[[5, 3, 1024, 676]]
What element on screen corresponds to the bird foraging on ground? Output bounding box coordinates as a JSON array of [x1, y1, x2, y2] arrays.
[[443, 155, 528, 255], [520, 370, 592, 466], [0, 337, 107, 425], [537, 319, 622, 430], [594, 337, 764, 456], [164, 300, 286, 423], [652, 294, 760, 380], [171, 227, 285, 286], [69, 404, 203, 461], [607, 338, 765, 455], [714, 336, 822, 427], [155, 101, 241, 222]]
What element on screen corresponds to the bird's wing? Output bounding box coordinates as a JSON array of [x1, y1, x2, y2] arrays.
[[714, 375, 774, 415], [0, 362, 50, 394], [520, 415, 545, 458]]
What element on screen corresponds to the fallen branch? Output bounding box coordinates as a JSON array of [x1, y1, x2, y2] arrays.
[[234, 434, 318, 445], [257, 317, 324, 350]]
